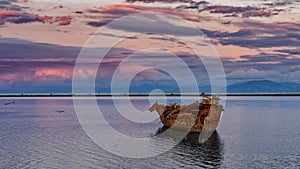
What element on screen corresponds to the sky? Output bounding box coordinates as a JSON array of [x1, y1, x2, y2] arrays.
[[0, 0, 299, 94]]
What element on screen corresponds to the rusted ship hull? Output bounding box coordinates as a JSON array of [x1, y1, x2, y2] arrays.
[[160, 104, 223, 133], [149, 97, 224, 133]]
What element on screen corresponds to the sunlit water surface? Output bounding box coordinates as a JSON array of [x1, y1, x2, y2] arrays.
[[0, 97, 299, 168]]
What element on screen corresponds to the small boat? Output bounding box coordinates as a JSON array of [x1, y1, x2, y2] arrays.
[[148, 96, 224, 133], [4, 101, 15, 105]]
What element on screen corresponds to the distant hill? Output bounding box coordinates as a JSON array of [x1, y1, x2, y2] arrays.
[[227, 80, 300, 93], [106, 80, 300, 94], [2, 80, 299, 95]]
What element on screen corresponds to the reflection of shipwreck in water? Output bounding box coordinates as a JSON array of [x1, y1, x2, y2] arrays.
[[174, 131, 224, 168], [149, 96, 224, 133]]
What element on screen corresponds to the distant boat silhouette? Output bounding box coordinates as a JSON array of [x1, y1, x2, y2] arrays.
[[4, 101, 15, 105], [55, 110, 66, 113]]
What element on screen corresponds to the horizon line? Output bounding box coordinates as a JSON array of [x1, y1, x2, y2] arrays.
[[0, 93, 300, 97]]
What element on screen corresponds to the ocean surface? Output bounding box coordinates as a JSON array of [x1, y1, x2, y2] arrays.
[[0, 96, 300, 168]]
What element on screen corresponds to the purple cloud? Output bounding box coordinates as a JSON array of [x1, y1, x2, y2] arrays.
[[126, 0, 195, 3], [0, 8, 73, 26]]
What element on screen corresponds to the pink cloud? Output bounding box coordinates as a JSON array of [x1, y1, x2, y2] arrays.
[[126, 0, 194, 3], [0, 71, 35, 88], [34, 68, 73, 79], [38, 15, 53, 22], [0, 9, 21, 17], [242, 10, 272, 17], [0, 9, 72, 26], [74, 69, 97, 79], [53, 16, 72, 26], [86, 4, 198, 21]]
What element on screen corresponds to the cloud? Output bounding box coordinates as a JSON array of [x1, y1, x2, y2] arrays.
[[116, 65, 172, 81], [125, 0, 194, 3], [227, 68, 281, 79], [34, 68, 73, 79], [0, 60, 77, 94], [53, 16, 72, 26], [0, 9, 41, 25], [75, 68, 97, 79], [0, 9, 20, 16], [0, 38, 79, 60], [203, 21, 300, 49], [0, 9, 72, 26], [240, 21, 300, 32], [199, 5, 260, 14], [0, 37, 211, 93], [87, 20, 111, 27], [227, 68, 300, 84], [275, 48, 300, 55], [286, 70, 300, 82], [239, 54, 288, 63], [0, 38, 79, 93], [178, 2, 284, 18], [222, 50, 300, 84], [95, 4, 197, 20], [0, 0, 22, 11], [263, 1, 293, 7], [0, 0, 73, 26], [85, 4, 198, 27], [225, 52, 300, 69], [1, 24, 300, 94], [0, 38, 145, 93], [241, 10, 274, 17], [86, 10, 209, 39]]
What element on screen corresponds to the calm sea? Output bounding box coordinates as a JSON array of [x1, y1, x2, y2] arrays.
[[0, 96, 299, 168]]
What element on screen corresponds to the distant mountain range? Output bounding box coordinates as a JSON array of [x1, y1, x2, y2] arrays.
[[227, 80, 300, 93], [1, 80, 300, 95], [127, 80, 300, 94]]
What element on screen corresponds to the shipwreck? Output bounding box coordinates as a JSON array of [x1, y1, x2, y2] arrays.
[[148, 96, 224, 133]]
